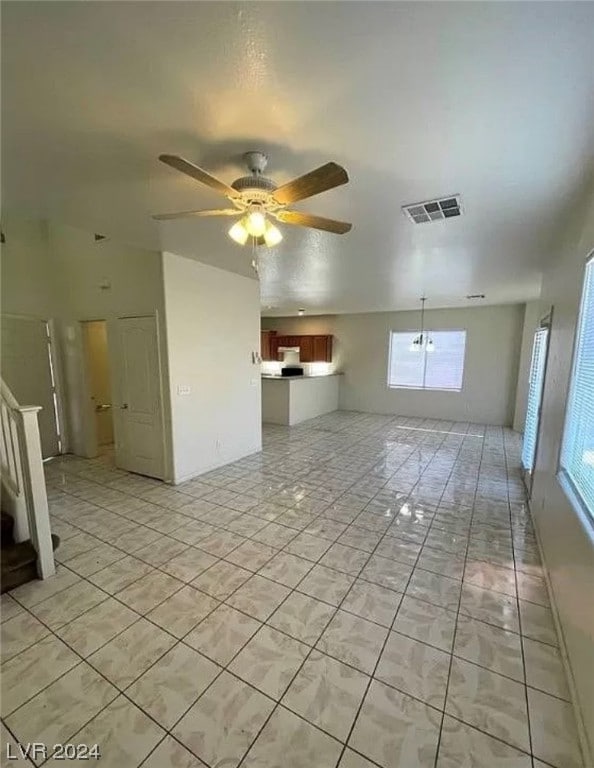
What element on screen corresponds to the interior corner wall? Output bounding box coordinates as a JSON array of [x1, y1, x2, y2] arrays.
[[1, 218, 173, 476], [512, 301, 544, 433], [162, 251, 262, 483], [263, 304, 524, 425], [0, 217, 57, 318], [530, 184, 594, 762]]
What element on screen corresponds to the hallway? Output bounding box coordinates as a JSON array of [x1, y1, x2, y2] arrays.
[[1, 412, 583, 767]]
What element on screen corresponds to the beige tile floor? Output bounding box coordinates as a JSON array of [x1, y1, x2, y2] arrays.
[[0, 412, 585, 768]]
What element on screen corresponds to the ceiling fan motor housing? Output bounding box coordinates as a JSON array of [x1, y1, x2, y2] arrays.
[[231, 151, 278, 204]]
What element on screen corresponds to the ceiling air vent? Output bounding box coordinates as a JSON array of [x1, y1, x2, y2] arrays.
[[403, 195, 462, 224]]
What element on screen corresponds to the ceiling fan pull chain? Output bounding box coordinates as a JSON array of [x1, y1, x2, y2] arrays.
[[251, 237, 260, 277]]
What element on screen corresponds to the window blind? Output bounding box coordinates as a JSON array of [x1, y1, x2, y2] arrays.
[[561, 256, 594, 519], [388, 330, 466, 391], [521, 327, 548, 473]]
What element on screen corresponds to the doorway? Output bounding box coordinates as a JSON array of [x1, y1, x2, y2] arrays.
[[521, 311, 552, 496], [82, 320, 114, 454], [80, 315, 166, 480]]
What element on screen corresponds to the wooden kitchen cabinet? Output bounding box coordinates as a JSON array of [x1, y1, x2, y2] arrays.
[[260, 331, 333, 362], [313, 335, 333, 362], [260, 330, 276, 361], [299, 336, 314, 362]]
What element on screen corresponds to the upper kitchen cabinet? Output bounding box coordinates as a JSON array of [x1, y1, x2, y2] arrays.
[[260, 330, 276, 361], [313, 335, 333, 362], [261, 331, 333, 363], [299, 336, 314, 362]]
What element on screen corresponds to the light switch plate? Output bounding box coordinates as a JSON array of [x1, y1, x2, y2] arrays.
[[177, 385, 191, 396]]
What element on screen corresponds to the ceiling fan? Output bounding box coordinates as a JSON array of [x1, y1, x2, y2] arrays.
[[152, 151, 352, 247]]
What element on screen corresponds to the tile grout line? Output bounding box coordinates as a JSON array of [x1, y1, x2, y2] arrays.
[[506, 431, 537, 767], [5, 414, 396, 766], [332, 421, 462, 768], [3, 417, 571, 768], [430, 420, 481, 768]]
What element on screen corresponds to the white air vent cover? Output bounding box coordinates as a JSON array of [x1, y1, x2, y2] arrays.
[[403, 195, 462, 224]]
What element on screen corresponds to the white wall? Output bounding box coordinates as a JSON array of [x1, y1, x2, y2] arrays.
[[1, 218, 172, 476], [261, 375, 340, 426], [261, 379, 290, 425], [289, 375, 340, 425], [1, 218, 57, 318], [48, 223, 170, 467], [263, 304, 524, 425], [162, 252, 262, 483], [530, 184, 594, 762]]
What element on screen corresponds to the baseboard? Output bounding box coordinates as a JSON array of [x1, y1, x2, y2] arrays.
[[171, 442, 262, 485], [529, 496, 592, 768]]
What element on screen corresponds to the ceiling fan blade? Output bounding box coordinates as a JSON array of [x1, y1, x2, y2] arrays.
[[152, 208, 240, 221], [276, 210, 352, 234], [273, 162, 349, 205], [159, 154, 238, 198]]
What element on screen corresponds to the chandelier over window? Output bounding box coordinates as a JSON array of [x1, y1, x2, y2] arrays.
[[410, 297, 435, 352]]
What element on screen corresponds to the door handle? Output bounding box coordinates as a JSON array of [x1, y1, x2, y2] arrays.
[[120, 403, 129, 410], [95, 404, 112, 412]]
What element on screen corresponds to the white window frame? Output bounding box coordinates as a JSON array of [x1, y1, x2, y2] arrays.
[[386, 329, 467, 392], [521, 312, 552, 497], [558, 251, 594, 526]]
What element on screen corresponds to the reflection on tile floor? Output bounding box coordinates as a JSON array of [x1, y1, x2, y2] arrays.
[[0, 413, 584, 767]]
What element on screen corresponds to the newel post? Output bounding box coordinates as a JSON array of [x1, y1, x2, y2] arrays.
[[15, 406, 55, 579]]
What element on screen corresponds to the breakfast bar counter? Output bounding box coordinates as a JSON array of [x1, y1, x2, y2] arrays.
[[261, 374, 341, 425]]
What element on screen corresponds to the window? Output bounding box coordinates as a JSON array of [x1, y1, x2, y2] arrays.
[[560, 255, 594, 518], [521, 326, 549, 476], [387, 330, 467, 391]]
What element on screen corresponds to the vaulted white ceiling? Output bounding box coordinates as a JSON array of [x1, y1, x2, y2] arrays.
[[3, 2, 594, 315]]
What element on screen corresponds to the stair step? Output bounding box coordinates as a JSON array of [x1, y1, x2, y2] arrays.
[[1, 534, 60, 593], [1, 511, 16, 548]]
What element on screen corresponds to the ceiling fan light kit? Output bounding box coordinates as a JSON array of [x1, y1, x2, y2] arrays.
[[153, 151, 352, 247]]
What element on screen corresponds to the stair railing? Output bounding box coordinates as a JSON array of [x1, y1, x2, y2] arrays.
[[1, 378, 55, 579]]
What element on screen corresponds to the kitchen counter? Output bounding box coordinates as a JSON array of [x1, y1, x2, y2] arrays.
[[261, 373, 341, 380], [261, 374, 341, 425]]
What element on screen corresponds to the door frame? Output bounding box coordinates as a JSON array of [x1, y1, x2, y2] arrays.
[[1, 312, 66, 456], [521, 307, 553, 497], [78, 311, 170, 480], [79, 318, 113, 459]]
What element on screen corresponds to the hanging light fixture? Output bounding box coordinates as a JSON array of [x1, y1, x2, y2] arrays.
[[263, 221, 283, 247], [410, 297, 435, 352], [228, 207, 283, 248], [244, 207, 267, 238], [228, 220, 249, 245]]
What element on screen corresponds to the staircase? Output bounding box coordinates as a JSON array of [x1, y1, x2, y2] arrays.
[[1, 378, 58, 592], [1, 510, 59, 593]]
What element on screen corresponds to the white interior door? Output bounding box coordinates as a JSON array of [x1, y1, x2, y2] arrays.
[[112, 315, 165, 479], [1, 316, 61, 458]]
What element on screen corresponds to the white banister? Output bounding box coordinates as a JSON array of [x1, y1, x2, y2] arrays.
[[14, 407, 55, 578], [1, 379, 55, 579]]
